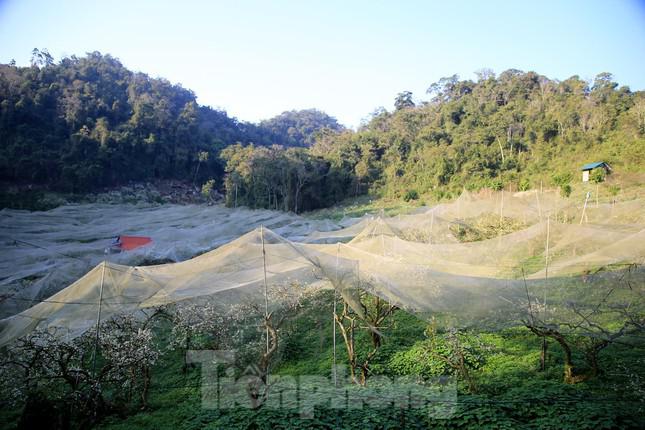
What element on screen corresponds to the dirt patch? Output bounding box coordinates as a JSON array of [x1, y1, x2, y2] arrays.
[[0, 180, 223, 210]]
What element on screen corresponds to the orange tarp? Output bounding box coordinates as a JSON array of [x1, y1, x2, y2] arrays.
[[116, 236, 152, 251]]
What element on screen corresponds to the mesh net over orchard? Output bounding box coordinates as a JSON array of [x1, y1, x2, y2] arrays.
[[1, 189, 643, 347]]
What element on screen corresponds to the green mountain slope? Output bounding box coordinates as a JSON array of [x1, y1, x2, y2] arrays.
[[310, 71, 644, 200], [0, 51, 293, 193], [259, 109, 344, 147], [2, 53, 643, 210]]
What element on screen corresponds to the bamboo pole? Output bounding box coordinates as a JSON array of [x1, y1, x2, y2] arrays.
[[544, 216, 550, 299], [596, 183, 599, 208], [92, 261, 107, 377], [333, 243, 339, 387], [500, 189, 504, 221], [535, 190, 542, 220], [458, 193, 462, 234], [579, 192, 590, 224], [541, 216, 550, 371], [260, 226, 269, 356]]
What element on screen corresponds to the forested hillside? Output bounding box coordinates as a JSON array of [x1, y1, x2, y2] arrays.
[[2, 51, 643, 210], [0, 50, 339, 194], [221, 70, 644, 211], [311, 71, 645, 200], [0, 51, 233, 191], [259, 109, 344, 147]]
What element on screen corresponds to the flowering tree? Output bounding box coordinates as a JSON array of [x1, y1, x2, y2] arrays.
[[0, 328, 102, 425], [226, 282, 320, 407], [99, 312, 162, 407], [168, 300, 228, 372], [0, 308, 166, 425]]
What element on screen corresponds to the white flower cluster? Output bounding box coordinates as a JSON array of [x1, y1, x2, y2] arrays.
[[99, 314, 161, 391], [169, 301, 228, 351], [0, 310, 165, 411]]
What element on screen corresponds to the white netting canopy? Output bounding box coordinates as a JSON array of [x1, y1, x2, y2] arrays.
[[1, 190, 643, 346], [0, 204, 343, 318]]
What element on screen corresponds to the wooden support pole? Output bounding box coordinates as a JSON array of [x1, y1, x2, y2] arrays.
[[333, 243, 339, 387], [260, 225, 269, 357], [579, 192, 590, 224], [92, 261, 107, 377], [596, 183, 599, 208], [535, 190, 542, 220], [541, 216, 550, 371], [500, 189, 504, 221]]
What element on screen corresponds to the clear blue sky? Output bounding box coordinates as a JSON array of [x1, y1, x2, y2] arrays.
[[1, 0, 644, 127]]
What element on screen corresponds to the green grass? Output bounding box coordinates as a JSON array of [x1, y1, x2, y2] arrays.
[[2, 220, 643, 430], [2, 319, 638, 429], [82, 296, 645, 430], [304, 194, 426, 222], [305, 171, 644, 225], [3, 284, 641, 429]]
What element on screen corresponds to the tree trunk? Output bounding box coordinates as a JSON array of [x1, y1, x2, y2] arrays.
[[335, 304, 359, 384], [359, 365, 368, 386], [459, 354, 476, 393], [294, 183, 303, 214], [497, 137, 505, 163], [526, 324, 589, 384], [584, 339, 608, 378], [540, 337, 547, 371], [193, 161, 201, 186], [182, 336, 191, 373], [141, 367, 150, 409]]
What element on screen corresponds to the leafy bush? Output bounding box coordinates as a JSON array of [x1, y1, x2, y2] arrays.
[[388, 330, 490, 382], [518, 178, 531, 191], [591, 168, 606, 183], [552, 172, 572, 187], [403, 189, 419, 201], [490, 179, 504, 191], [201, 179, 216, 199], [560, 183, 572, 197]]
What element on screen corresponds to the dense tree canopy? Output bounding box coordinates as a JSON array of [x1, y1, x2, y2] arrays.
[[2, 52, 643, 209], [312, 71, 644, 200], [258, 109, 344, 147], [0, 51, 276, 192], [220, 144, 353, 213]]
